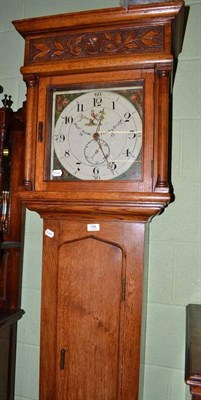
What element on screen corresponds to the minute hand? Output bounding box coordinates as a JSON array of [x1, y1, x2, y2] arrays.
[[95, 137, 114, 174]]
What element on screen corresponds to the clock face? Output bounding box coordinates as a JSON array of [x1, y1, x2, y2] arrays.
[[50, 85, 143, 181]]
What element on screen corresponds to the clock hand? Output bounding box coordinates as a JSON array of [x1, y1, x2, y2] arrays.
[[93, 135, 114, 174], [90, 147, 100, 160]]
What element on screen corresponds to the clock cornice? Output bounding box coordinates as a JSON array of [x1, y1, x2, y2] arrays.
[[13, 2, 184, 38]]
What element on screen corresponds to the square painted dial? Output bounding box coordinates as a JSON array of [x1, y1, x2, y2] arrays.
[[50, 84, 143, 181]]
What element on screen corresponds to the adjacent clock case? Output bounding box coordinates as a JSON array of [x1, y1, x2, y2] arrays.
[[0, 97, 25, 400], [0, 98, 25, 310]]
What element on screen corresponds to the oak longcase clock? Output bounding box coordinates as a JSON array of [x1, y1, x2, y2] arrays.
[[13, 2, 185, 399]]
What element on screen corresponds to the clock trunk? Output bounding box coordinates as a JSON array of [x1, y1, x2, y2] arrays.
[[40, 219, 146, 400]]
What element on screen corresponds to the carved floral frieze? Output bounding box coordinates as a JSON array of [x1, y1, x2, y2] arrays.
[[29, 26, 164, 63]]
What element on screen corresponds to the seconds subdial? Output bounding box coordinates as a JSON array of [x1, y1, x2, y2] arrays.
[[84, 138, 110, 165]]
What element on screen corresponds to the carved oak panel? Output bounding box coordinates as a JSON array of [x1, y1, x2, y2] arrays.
[[29, 26, 164, 63]]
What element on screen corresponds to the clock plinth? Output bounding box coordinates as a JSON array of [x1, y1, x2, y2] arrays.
[[13, 2, 185, 399]]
